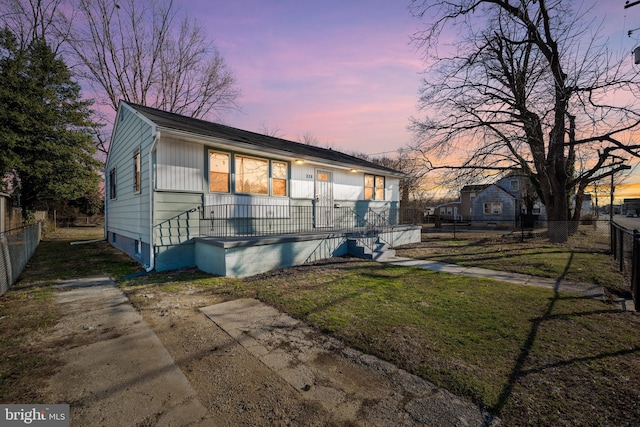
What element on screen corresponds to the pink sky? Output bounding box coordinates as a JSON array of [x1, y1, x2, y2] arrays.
[[188, 0, 424, 156], [175, 1, 640, 200]]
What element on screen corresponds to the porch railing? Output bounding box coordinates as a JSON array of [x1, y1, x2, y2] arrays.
[[198, 204, 419, 239]]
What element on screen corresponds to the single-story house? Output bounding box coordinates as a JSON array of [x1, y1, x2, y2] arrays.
[[435, 201, 461, 222], [104, 101, 420, 277], [470, 184, 517, 227], [467, 173, 548, 227], [623, 198, 640, 216]]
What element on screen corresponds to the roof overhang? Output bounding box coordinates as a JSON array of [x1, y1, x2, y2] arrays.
[[158, 126, 407, 178]]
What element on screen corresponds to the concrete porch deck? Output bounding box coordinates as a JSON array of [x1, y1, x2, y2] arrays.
[[191, 225, 421, 277]]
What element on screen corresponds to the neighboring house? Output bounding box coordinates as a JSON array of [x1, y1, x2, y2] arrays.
[[471, 184, 517, 227], [105, 101, 420, 277], [433, 185, 488, 222], [460, 184, 489, 220], [623, 198, 640, 216], [435, 201, 461, 222], [469, 172, 548, 227]]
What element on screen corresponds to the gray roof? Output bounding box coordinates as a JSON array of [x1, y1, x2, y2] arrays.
[[123, 101, 403, 176]]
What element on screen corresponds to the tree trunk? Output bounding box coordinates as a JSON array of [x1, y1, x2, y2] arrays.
[[547, 188, 569, 243]]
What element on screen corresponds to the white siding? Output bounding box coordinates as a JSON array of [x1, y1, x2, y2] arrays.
[[290, 166, 399, 203], [105, 105, 155, 243], [290, 164, 315, 199], [387, 177, 400, 202], [334, 169, 364, 200], [156, 137, 204, 192]]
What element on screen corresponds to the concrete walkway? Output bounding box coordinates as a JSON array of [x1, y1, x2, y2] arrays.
[[381, 256, 635, 311], [45, 277, 209, 426], [201, 298, 499, 426]]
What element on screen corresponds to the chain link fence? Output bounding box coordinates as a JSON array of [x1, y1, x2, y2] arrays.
[[0, 222, 42, 296], [422, 218, 609, 241]]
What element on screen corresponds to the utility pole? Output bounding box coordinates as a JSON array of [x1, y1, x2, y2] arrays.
[[609, 156, 632, 221], [611, 166, 616, 221]]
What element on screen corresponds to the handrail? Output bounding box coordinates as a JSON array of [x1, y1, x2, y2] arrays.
[[193, 204, 415, 240]]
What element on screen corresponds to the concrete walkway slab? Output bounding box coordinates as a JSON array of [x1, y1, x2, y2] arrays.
[[46, 277, 208, 426], [201, 298, 500, 427]]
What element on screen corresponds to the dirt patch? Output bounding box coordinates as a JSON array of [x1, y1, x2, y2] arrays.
[[121, 285, 494, 426], [126, 288, 343, 426]]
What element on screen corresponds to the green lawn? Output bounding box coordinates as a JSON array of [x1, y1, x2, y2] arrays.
[[123, 257, 640, 426], [396, 228, 628, 294], [4, 226, 639, 425]]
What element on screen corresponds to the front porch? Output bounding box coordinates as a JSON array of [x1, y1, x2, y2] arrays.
[[153, 203, 422, 276]]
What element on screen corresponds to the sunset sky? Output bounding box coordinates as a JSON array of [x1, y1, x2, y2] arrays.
[[184, 0, 640, 201]]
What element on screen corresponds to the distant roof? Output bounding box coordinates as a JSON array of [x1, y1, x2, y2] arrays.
[[461, 184, 490, 192], [122, 101, 404, 176]]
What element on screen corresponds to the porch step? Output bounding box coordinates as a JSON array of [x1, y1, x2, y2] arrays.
[[347, 237, 396, 261]]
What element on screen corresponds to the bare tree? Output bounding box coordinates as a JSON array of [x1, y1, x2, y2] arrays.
[[372, 150, 427, 205], [258, 122, 284, 138], [409, 0, 640, 242], [0, 0, 72, 53], [67, 0, 240, 120], [297, 131, 321, 146]]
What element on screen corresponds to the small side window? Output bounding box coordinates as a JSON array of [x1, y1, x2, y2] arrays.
[[109, 168, 117, 199], [133, 151, 141, 193]]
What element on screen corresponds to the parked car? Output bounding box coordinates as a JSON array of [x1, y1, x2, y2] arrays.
[[626, 211, 637, 218]]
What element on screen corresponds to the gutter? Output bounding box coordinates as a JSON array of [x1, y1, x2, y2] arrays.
[[145, 130, 161, 272]]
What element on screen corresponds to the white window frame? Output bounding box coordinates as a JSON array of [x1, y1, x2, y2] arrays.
[[208, 149, 289, 197], [364, 174, 385, 200], [208, 151, 231, 193]]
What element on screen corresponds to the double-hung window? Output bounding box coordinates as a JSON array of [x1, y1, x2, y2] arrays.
[[208, 150, 288, 196], [364, 174, 385, 200], [209, 152, 230, 192], [272, 161, 288, 196], [483, 202, 503, 215]]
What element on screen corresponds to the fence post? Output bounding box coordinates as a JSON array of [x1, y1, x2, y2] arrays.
[[631, 230, 640, 311], [453, 217, 456, 239], [620, 227, 625, 272], [611, 222, 616, 258]]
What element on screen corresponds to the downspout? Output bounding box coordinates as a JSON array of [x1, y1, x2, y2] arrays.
[[103, 166, 108, 241], [146, 130, 161, 272]]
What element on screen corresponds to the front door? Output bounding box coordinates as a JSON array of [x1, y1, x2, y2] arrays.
[[314, 169, 334, 227]]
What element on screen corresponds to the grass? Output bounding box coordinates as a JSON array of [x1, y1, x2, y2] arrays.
[[3, 226, 639, 425], [395, 227, 628, 295], [0, 226, 141, 402], [130, 259, 639, 426], [120, 225, 638, 425]]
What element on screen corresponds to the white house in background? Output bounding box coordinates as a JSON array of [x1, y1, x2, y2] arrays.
[[105, 101, 420, 277]]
